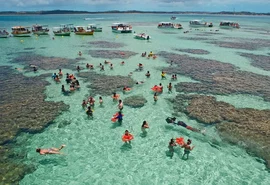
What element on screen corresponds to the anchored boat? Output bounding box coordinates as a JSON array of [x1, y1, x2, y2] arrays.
[[11, 26, 31, 37]]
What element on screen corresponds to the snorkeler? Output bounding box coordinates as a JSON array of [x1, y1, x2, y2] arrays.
[[181, 139, 195, 160], [166, 117, 205, 134], [36, 145, 66, 155]]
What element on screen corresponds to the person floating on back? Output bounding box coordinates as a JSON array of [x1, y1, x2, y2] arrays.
[[36, 145, 66, 155]]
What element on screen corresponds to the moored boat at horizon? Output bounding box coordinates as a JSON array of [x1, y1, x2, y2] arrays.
[[0, 28, 9, 38], [74, 26, 94, 35], [189, 20, 213, 27], [53, 24, 71, 36], [157, 22, 183, 29], [111, 23, 132, 33], [87, 24, 102, 32], [32, 25, 49, 35], [219, 21, 240, 29], [134, 33, 151, 40], [11, 26, 31, 37]]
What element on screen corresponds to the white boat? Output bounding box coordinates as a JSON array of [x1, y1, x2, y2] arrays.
[[53, 24, 71, 36], [87, 24, 102, 32], [219, 21, 240, 29], [157, 22, 183, 29], [134, 33, 151, 40], [111, 23, 132, 33], [11, 26, 31, 37], [189, 20, 213, 27], [74, 26, 94, 35], [32, 25, 49, 35], [0, 28, 9, 38], [171, 16, 176, 20]]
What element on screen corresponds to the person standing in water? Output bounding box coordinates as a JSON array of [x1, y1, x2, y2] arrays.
[[141, 121, 149, 134], [153, 93, 158, 102], [36, 145, 66, 155], [167, 82, 172, 93], [168, 139, 177, 158], [181, 139, 195, 160], [118, 99, 123, 111]]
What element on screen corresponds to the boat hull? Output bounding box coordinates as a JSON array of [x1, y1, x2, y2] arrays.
[[12, 33, 31, 37], [33, 31, 49, 35], [112, 29, 132, 33], [75, 31, 94, 35], [53, 32, 71, 36], [219, 26, 239, 29], [134, 36, 150, 40], [93, 29, 102, 32]]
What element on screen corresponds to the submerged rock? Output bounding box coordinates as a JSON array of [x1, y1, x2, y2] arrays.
[[208, 38, 270, 50], [10, 54, 79, 70], [78, 71, 136, 96], [123, 95, 147, 108], [174, 48, 210, 55], [239, 53, 270, 71], [88, 50, 138, 59], [24, 47, 35, 50], [178, 36, 213, 41], [170, 94, 270, 169], [87, 41, 126, 48], [158, 51, 270, 102], [0, 66, 69, 184]]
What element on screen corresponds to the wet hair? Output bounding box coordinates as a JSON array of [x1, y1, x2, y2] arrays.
[[36, 148, 41, 153], [187, 139, 192, 144], [125, 130, 129, 132]]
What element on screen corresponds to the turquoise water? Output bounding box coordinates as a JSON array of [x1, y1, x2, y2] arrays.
[[1, 14, 270, 184]]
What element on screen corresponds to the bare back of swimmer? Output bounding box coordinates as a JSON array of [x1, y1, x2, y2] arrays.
[[36, 145, 65, 155]]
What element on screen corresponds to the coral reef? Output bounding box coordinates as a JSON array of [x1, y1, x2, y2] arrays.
[[158, 51, 270, 102], [239, 53, 270, 71], [174, 48, 210, 55], [0, 66, 69, 184], [78, 72, 136, 96], [170, 94, 270, 168], [87, 41, 126, 48], [123, 95, 147, 108], [88, 50, 138, 59]]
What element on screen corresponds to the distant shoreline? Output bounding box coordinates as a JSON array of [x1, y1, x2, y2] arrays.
[[0, 10, 269, 16]]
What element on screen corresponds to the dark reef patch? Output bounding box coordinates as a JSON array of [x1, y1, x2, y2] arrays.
[[88, 50, 138, 59], [208, 37, 270, 50], [178, 36, 213, 41], [78, 71, 136, 96], [239, 53, 270, 71], [87, 41, 126, 48], [169, 94, 270, 169], [24, 47, 35, 50], [0, 66, 69, 184], [158, 51, 270, 102], [174, 48, 210, 55], [10, 54, 80, 70], [123, 95, 147, 108]]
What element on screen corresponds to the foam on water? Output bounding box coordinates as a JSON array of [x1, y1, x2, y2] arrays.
[[0, 14, 270, 184]]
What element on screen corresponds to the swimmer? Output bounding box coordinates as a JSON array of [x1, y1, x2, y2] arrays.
[[138, 63, 143, 71], [88, 96, 95, 107], [122, 130, 133, 144], [86, 106, 93, 117], [82, 100, 87, 108], [167, 82, 172, 93], [168, 139, 177, 158], [141, 121, 149, 134], [128, 72, 133, 77], [161, 71, 166, 79], [116, 111, 123, 124], [58, 69, 63, 76], [89, 64, 94, 70], [75, 80, 80, 88], [118, 99, 123, 111], [136, 81, 144, 85], [145, 71, 150, 78], [100, 65, 105, 71], [112, 92, 120, 101], [110, 63, 113, 70], [99, 96, 103, 106], [104, 60, 110, 64], [36, 144, 65, 155], [78, 51, 82, 56], [55, 75, 60, 82], [159, 83, 163, 92], [61, 85, 68, 94], [170, 60, 173, 66], [121, 61, 125, 65], [153, 93, 158, 102], [86, 63, 90, 69], [181, 139, 195, 160], [52, 73, 57, 79], [70, 84, 75, 91], [76, 66, 81, 72]]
